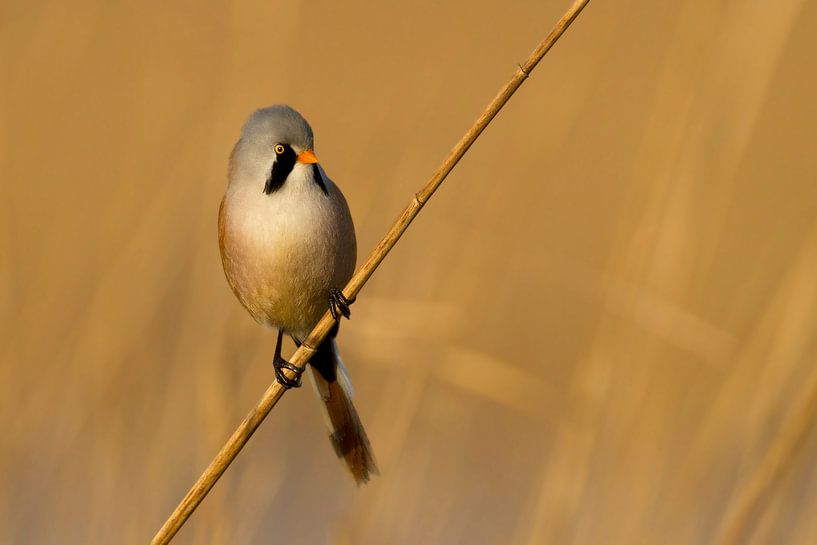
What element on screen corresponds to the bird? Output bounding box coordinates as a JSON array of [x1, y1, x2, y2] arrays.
[[218, 104, 378, 484]]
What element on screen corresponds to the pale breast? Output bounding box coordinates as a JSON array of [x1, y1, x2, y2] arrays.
[[219, 174, 356, 338]]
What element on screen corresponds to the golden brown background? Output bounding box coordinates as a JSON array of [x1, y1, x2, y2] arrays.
[[3, 0, 817, 543]]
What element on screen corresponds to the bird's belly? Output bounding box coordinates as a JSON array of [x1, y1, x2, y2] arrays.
[[245, 241, 336, 333], [220, 188, 355, 338]]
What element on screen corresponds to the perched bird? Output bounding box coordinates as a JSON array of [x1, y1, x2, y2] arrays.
[[218, 105, 377, 484]]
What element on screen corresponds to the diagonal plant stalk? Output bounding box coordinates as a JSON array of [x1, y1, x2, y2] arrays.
[[151, 1, 591, 543]]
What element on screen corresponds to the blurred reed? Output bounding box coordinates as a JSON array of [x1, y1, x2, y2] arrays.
[[4, 1, 817, 544]]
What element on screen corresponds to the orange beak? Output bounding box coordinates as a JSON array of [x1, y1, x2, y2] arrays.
[[296, 150, 319, 164]]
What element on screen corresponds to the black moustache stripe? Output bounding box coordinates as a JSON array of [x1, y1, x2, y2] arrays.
[[264, 145, 296, 195], [312, 164, 328, 195], [263, 145, 329, 196]]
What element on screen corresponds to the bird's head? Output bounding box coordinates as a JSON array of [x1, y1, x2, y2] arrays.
[[229, 104, 325, 195]]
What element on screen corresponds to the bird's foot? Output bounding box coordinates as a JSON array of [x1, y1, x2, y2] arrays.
[[273, 355, 304, 389], [328, 287, 355, 320]]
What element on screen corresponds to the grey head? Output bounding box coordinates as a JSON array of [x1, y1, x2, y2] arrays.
[[241, 105, 313, 150], [229, 105, 326, 195]]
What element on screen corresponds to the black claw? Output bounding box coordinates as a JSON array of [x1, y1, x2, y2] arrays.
[[273, 355, 303, 389], [328, 288, 355, 321]]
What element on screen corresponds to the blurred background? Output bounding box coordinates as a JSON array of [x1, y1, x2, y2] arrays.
[[3, 0, 817, 543]]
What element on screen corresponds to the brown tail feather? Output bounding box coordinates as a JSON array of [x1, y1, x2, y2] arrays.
[[308, 340, 378, 484]]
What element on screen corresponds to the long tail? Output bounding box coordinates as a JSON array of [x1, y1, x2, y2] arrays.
[[307, 338, 378, 484]]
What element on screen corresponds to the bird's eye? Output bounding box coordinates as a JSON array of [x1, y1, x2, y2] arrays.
[[274, 144, 285, 155]]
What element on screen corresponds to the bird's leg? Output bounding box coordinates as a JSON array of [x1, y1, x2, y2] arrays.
[[272, 329, 303, 389], [328, 288, 355, 320]]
